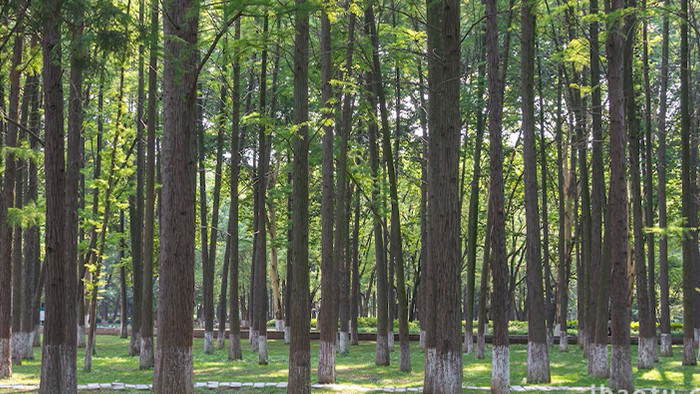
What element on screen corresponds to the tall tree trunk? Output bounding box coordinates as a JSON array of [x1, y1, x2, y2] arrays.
[[641, 0, 657, 363], [657, 0, 672, 357], [139, 0, 159, 369], [367, 6, 410, 372], [588, 0, 608, 376], [318, 7, 337, 383], [521, 0, 550, 382], [556, 67, 570, 352], [364, 6, 389, 368], [39, 0, 75, 388], [152, 0, 198, 390], [11, 128, 24, 366], [19, 72, 40, 361], [337, 10, 356, 355], [486, 0, 509, 389], [254, 14, 270, 365], [417, 55, 428, 351], [197, 82, 213, 354], [423, 0, 462, 388], [607, 0, 634, 387], [476, 200, 492, 360], [464, 36, 486, 355], [287, 0, 311, 390], [350, 186, 361, 346], [680, 0, 697, 367], [228, 18, 244, 362], [0, 2, 24, 377], [624, 0, 653, 369]]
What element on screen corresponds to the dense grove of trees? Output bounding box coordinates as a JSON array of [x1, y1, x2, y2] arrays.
[[2, 0, 700, 390]]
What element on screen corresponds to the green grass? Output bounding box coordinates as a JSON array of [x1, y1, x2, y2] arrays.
[[3, 335, 700, 392]]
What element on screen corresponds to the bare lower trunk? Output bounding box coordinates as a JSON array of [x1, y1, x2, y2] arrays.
[[77, 325, 86, 349], [559, 329, 568, 351], [638, 336, 655, 369], [464, 332, 474, 354], [660, 333, 672, 357], [423, 348, 435, 392], [546, 330, 553, 347], [11, 334, 22, 365], [419, 330, 425, 351], [216, 331, 225, 350], [610, 344, 634, 392], [683, 338, 696, 365], [588, 343, 609, 378], [388, 330, 394, 351], [258, 335, 268, 365], [228, 332, 242, 360], [317, 340, 336, 383], [338, 331, 349, 355], [139, 336, 154, 369], [249, 329, 258, 351], [399, 339, 411, 372], [130, 332, 141, 356], [375, 335, 389, 365], [32, 325, 41, 347], [0, 339, 8, 377], [203, 331, 214, 354], [527, 341, 550, 383], [491, 345, 510, 394], [476, 332, 486, 359]]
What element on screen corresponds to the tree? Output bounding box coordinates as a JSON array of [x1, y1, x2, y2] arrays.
[[423, 0, 462, 388], [139, 0, 159, 369], [680, 0, 697, 367], [606, 0, 634, 387], [287, 0, 311, 390], [152, 0, 199, 390], [521, 0, 550, 382], [317, 5, 337, 383], [486, 0, 509, 389], [657, 0, 672, 358], [39, 0, 77, 389]]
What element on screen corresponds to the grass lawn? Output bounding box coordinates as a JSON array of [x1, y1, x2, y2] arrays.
[[3, 335, 700, 392]]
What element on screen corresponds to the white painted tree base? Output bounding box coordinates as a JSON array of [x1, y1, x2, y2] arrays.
[[527, 341, 550, 383], [317, 340, 336, 384], [464, 332, 474, 354], [491, 345, 510, 394], [610, 344, 634, 392], [153, 346, 193, 393], [32, 325, 40, 347], [559, 332, 568, 351], [637, 336, 655, 369], [203, 331, 214, 354], [660, 333, 672, 357], [139, 336, 154, 369], [258, 336, 268, 365], [424, 348, 461, 392], [11, 333, 24, 364], [588, 343, 608, 378], [275, 319, 284, 331], [284, 326, 290, 344], [129, 332, 141, 356], [546, 329, 553, 348], [388, 331, 394, 351], [423, 347, 435, 392], [216, 330, 225, 350], [338, 331, 349, 355], [375, 335, 389, 366], [419, 330, 425, 351]]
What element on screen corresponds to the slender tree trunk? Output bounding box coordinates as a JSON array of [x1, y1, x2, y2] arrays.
[[39, 0, 75, 388], [228, 18, 244, 362], [607, 0, 635, 387], [521, 0, 550, 381], [556, 68, 570, 352], [623, 0, 653, 369], [0, 3, 24, 377], [19, 72, 40, 361], [317, 7, 337, 383], [287, 1, 311, 390], [486, 0, 508, 389], [657, 0, 672, 357], [417, 55, 428, 352], [152, 0, 198, 390], [11, 130, 24, 366], [351, 186, 361, 346], [337, 10, 356, 355], [476, 201, 492, 360], [267, 157, 283, 331], [464, 37, 486, 355], [139, 0, 158, 369], [680, 0, 697, 367], [254, 15, 270, 365]]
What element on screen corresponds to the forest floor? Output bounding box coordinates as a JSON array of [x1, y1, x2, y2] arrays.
[[2, 335, 699, 392]]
